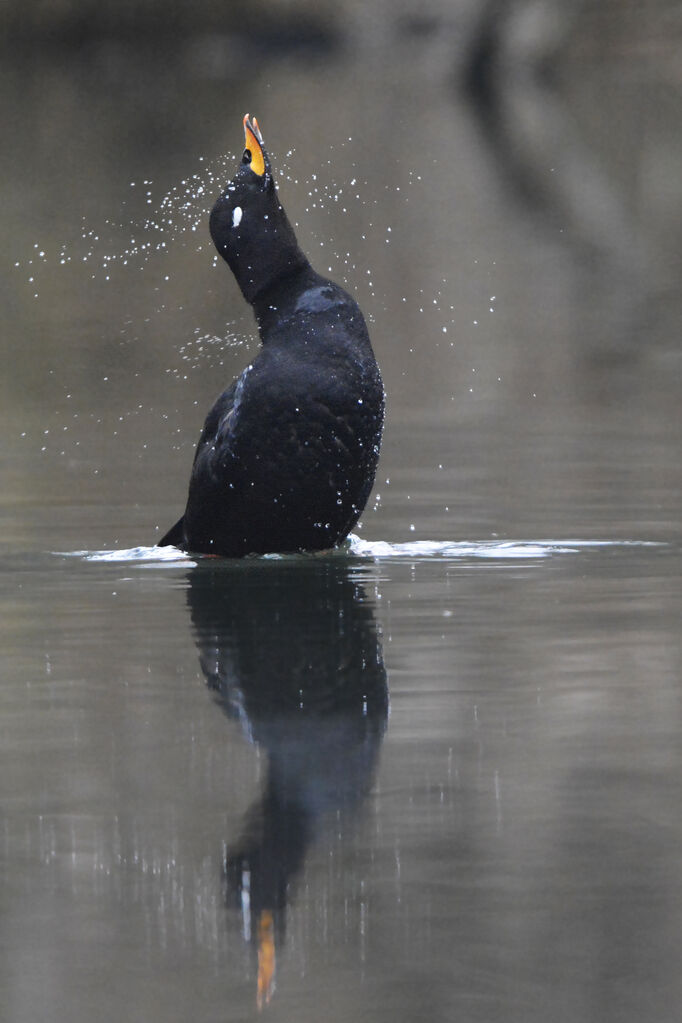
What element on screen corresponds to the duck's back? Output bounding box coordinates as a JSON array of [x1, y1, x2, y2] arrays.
[[178, 278, 383, 556]]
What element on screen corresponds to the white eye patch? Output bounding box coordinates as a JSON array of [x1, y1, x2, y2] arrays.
[[232, 206, 243, 228]]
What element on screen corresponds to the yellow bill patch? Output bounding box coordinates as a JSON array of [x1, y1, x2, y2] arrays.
[[244, 114, 266, 177], [256, 909, 276, 1010]]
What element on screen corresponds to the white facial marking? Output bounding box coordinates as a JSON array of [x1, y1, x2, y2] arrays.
[[232, 206, 243, 228]]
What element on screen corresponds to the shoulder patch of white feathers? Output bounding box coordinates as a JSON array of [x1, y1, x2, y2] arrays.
[[232, 206, 242, 228]]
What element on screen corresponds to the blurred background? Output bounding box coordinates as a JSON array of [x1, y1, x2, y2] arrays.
[[2, 5, 682, 1022], [2, 0, 680, 550]]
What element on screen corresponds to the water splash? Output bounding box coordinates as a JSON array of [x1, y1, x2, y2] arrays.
[[13, 135, 560, 486], [63, 546, 196, 565], [61, 536, 662, 565], [169, 323, 248, 378], [349, 537, 662, 559], [17, 152, 239, 290]]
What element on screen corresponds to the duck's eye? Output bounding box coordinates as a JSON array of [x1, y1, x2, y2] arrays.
[[242, 148, 251, 164]]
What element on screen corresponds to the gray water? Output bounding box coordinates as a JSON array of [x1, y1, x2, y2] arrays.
[[2, 6, 682, 1021]]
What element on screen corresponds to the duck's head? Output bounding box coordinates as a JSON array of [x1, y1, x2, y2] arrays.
[[210, 114, 306, 304]]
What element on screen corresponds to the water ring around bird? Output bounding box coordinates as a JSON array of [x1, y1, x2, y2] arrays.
[[59, 536, 664, 565]]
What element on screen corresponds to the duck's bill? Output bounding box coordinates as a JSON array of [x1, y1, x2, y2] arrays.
[[243, 114, 266, 177]]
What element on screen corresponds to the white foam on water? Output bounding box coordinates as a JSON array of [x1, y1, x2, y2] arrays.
[[62, 545, 195, 565], [348, 536, 662, 560], [60, 536, 662, 565]]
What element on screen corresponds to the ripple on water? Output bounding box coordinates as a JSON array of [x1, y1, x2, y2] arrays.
[[60, 536, 662, 565]]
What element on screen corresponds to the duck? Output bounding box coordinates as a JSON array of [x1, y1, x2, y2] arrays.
[[158, 115, 384, 557]]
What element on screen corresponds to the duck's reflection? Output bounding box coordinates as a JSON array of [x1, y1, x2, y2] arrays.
[[186, 560, 388, 1008]]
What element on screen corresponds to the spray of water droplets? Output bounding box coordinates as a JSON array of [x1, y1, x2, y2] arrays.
[[15, 151, 242, 292], [14, 137, 507, 501]]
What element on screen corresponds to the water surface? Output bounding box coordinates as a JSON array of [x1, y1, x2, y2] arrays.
[[2, 533, 681, 1021], [2, 14, 682, 1023]]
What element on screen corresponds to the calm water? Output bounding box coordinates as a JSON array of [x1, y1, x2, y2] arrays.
[[2, 12, 682, 1023], [2, 535, 681, 1022]]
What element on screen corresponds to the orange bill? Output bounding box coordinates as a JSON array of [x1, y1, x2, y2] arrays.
[[256, 909, 276, 1010], [244, 114, 266, 177]]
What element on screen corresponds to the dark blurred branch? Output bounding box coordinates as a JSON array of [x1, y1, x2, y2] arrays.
[[462, 0, 648, 281]]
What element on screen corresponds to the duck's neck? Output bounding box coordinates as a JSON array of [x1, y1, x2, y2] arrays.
[[251, 263, 324, 339]]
